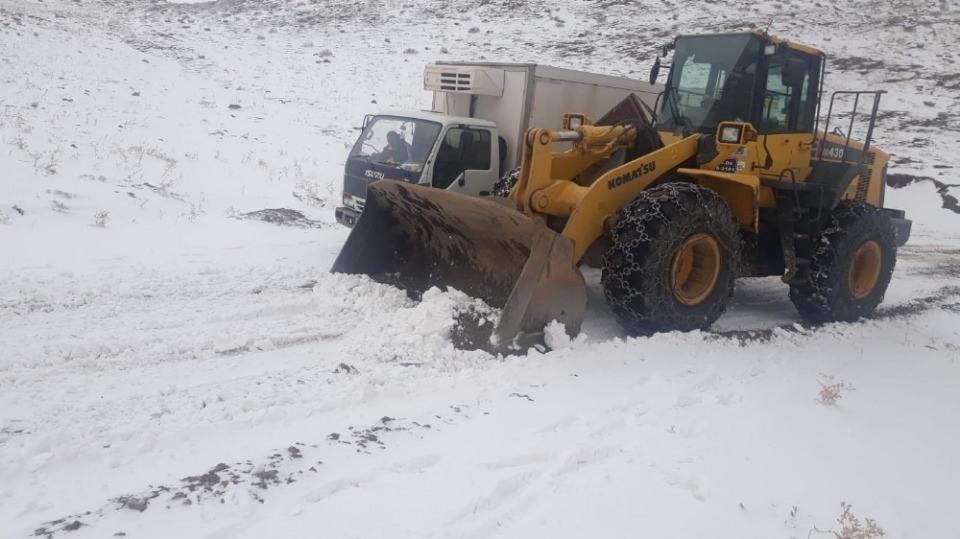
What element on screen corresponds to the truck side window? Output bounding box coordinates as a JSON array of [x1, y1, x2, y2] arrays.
[[433, 127, 492, 189]]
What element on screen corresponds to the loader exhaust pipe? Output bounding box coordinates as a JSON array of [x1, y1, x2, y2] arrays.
[[331, 181, 587, 351]]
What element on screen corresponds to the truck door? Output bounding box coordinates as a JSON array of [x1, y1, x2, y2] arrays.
[[431, 126, 498, 196]]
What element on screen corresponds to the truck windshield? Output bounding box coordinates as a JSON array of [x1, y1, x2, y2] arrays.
[[349, 116, 441, 173], [657, 34, 762, 133]]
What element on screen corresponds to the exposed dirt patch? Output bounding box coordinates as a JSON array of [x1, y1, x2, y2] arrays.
[[32, 416, 434, 536], [450, 305, 498, 352], [237, 208, 327, 228], [832, 56, 887, 72], [887, 173, 960, 215], [900, 112, 960, 132], [932, 72, 960, 91]]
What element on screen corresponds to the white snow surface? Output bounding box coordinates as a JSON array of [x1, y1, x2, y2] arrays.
[[2, 0, 959, 537]]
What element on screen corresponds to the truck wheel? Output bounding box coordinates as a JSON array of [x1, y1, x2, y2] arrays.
[[493, 167, 519, 198], [601, 182, 741, 335], [789, 201, 896, 323]]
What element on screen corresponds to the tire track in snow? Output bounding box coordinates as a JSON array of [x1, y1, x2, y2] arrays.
[[708, 285, 960, 345]]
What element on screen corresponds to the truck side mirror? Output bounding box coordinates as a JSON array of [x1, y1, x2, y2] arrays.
[[781, 57, 807, 87], [361, 114, 373, 130], [649, 56, 661, 85]]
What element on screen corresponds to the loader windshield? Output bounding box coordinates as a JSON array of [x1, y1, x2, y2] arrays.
[[657, 34, 762, 133], [350, 116, 441, 173]]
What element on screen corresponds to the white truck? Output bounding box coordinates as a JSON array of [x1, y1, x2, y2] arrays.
[[336, 62, 661, 227]]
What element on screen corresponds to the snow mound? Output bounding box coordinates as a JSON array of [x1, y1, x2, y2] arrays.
[[314, 274, 495, 367]]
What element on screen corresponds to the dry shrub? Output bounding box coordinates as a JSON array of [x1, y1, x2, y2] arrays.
[[817, 375, 855, 406], [811, 501, 885, 538], [92, 209, 111, 227]]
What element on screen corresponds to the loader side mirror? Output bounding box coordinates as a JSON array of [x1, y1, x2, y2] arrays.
[[781, 57, 808, 87], [649, 56, 661, 85], [361, 114, 374, 130]]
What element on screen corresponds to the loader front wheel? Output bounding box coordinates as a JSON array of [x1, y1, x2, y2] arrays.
[[601, 182, 741, 335], [789, 201, 896, 323]]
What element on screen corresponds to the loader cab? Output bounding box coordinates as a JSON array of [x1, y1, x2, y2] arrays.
[[655, 33, 822, 138]]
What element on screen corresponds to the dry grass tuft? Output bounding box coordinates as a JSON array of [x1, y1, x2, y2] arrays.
[[92, 209, 111, 227], [817, 375, 855, 406]]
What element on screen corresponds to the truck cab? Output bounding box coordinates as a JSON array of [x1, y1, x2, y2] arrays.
[[337, 112, 499, 227]]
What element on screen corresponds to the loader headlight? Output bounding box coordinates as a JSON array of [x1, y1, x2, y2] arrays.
[[719, 125, 742, 144]]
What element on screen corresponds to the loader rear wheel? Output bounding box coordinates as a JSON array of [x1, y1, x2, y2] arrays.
[[789, 202, 896, 323], [601, 182, 741, 335]]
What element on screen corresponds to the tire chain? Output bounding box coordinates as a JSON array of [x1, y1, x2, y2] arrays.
[[601, 182, 741, 334], [789, 201, 896, 321], [492, 167, 520, 198]]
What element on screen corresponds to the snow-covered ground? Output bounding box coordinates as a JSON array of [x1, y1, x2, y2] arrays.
[[2, 0, 959, 537]]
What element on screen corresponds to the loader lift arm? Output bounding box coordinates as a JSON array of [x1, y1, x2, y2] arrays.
[[510, 125, 702, 261]]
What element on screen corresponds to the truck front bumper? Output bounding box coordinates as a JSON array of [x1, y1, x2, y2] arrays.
[[335, 206, 361, 228]]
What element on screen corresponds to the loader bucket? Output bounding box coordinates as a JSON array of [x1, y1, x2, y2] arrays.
[[331, 180, 587, 350]]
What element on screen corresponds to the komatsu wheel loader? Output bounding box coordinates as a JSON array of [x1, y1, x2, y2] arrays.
[[332, 31, 912, 350]]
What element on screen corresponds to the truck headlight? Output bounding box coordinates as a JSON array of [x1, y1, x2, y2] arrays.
[[343, 193, 363, 210]]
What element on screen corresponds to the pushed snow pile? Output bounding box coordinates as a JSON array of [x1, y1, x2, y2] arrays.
[[542, 320, 586, 351], [314, 274, 496, 367]]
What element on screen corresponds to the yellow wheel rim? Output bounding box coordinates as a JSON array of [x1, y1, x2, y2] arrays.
[[670, 233, 722, 306], [848, 240, 882, 299]]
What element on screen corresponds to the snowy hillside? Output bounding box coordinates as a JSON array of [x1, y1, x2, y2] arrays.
[[2, 0, 959, 537]]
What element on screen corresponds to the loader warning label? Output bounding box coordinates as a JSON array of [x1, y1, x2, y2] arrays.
[[607, 161, 656, 190]]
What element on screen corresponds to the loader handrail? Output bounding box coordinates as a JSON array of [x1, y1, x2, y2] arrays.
[[816, 90, 885, 165]]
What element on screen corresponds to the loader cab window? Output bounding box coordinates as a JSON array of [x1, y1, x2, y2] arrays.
[[759, 51, 820, 133], [433, 127, 492, 189], [657, 34, 762, 133]]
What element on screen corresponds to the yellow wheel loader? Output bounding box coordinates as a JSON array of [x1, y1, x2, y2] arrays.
[[333, 31, 912, 350]]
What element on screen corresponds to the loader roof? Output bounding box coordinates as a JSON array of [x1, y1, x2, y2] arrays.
[[675, 31, 825, 58]]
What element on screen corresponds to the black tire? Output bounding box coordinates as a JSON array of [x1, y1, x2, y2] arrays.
[[601, 182, 742, 335], [492, 167, 519, 198], [789, 201, 896, 323]]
